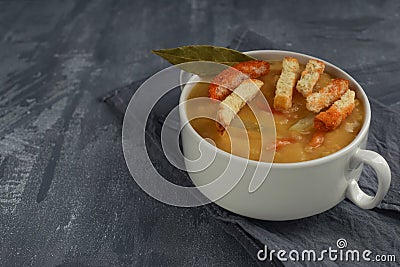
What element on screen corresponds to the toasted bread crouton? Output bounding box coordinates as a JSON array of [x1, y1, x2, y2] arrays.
[[274, 57, 300, 111], [306, 78, 349, 113], [296, 59, 325, 97], [216, 79, 264, 133], [233, 60, 270, 78], [209, 60, 270, 101], [314, 90, 355, 131]]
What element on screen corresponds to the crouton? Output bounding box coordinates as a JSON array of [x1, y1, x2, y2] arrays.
[[296, 59, 325, 97], [209, 60, 270, 101], [306, 78, 349, 113], [216, 79, 264, 133], [314, 90, 356, 131], [274, 57, 300, 111]]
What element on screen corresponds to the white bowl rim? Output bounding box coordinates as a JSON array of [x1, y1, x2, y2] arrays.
[[179, 50, 371, 168]]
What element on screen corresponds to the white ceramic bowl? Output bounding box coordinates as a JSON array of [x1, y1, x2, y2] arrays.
[[179, 50, 391, 220]]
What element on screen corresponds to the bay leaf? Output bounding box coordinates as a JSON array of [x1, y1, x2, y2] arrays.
[[152, 45, 256, 76]]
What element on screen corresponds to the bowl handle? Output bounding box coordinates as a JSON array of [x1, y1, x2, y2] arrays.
[[346, 149, 391, 209]]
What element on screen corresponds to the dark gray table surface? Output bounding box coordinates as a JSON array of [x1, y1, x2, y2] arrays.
[[1, 1, 399, 266]]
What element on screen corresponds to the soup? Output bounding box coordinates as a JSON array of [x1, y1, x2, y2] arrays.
[[187, 61, 364, 163]]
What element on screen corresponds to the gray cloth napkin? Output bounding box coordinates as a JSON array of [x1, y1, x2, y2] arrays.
[[101, 29, 400, 266]]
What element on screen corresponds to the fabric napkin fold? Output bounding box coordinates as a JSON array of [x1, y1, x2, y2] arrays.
[[101, 29, 399, 266]]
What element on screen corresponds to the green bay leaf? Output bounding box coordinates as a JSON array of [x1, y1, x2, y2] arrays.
[[152, 45, 256, 76]]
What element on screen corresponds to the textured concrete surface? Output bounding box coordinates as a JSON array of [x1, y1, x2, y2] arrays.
[[0, 0, 399, 266]]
